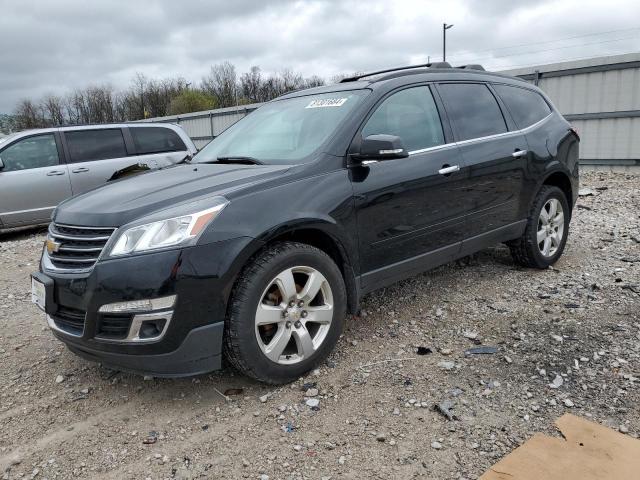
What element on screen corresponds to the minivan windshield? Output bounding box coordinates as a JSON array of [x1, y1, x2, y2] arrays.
[[193, 90, 368, 165]]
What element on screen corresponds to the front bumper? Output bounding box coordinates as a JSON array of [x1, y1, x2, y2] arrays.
[[65, 323, 224, 377], [35, 236, 255, 376]]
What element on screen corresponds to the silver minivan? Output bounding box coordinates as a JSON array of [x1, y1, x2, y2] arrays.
[[0, 123, 197, 231]]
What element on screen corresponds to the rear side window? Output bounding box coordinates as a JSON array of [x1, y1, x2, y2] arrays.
[[362, 86, 444, 152], [438, 83, 507, 141], [494, 84, 551, 129], [65, 129, 127, 163], [130, 127, 187, 155]]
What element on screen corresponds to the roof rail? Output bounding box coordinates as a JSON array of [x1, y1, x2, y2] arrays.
[[339, 62, 452, 82], [456, 64, 485, 71]]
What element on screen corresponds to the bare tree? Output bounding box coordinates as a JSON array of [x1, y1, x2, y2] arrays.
[[42, 95, 65, 126], [304, 75, 325, 88], [14, 99, 43, 129], [12, 62, 332, 130], [144, 77, 188, 118], [240, 66, 263, 103], [201, 62, 238, 108]]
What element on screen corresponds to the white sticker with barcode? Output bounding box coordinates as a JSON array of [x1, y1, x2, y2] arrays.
[[305, 98, 348, 108]]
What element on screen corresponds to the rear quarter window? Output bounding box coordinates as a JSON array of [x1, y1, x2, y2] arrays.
[[493, 84, 551, 129], [130, 127, 187, 155]]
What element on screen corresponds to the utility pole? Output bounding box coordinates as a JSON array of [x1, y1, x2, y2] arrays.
[[443, 23, 454, 62]]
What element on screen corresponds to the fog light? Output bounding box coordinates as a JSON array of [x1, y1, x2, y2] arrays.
[[98, 295, 176, 314], [139, 318, 167, 339]]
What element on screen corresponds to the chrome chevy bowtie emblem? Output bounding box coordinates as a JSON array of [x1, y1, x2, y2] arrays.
[[46, 239, 61, 254]]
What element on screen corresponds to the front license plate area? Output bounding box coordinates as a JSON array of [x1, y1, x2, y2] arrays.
[[31, 276, 46, 311]]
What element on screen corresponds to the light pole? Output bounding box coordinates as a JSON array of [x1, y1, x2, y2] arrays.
[[443, 23, 454, 62]]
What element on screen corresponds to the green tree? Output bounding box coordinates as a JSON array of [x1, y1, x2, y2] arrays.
[[168, 90, 216, 115]]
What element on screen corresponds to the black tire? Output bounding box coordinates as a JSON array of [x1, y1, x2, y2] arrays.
[[509, 185, 570, 269], [224, 241, 347, 384]]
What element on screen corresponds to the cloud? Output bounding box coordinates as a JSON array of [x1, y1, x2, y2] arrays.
[[0, 0, 638, 112]]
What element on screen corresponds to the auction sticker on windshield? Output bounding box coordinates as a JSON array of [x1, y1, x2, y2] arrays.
[[306, 98, 348, 108]]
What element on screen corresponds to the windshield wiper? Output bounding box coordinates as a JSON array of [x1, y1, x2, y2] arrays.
[[214, 156, 264, 165]]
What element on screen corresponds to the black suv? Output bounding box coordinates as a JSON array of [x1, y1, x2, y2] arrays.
[[32, 63, 579, 384]]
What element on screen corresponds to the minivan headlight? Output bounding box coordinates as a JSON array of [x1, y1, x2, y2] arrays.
[[107, 198, 228, 257]]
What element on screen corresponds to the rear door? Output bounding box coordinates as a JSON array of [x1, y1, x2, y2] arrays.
[[0, 132, 72, 228], [492, 83, 554, 212], [128, 126, 191, 168], [436, 82, 529, 241], [62, 128, 134, 195]]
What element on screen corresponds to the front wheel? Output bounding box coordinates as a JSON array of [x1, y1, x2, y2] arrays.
[[509, 185, 571, 269], [224, 242, 347, 384]]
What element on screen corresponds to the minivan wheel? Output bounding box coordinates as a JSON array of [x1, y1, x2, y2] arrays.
[[509, 185, 570, 269], [224, 242, 347, 384]]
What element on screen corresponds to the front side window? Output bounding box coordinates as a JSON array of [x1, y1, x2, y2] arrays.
[[0, 134, 59, 172], [65, 129, 127, 163], [438, 83, 507, 141], [494, 84, 551, 129], [194, 90, 368, 165], [131, 127, 187, 155], [362, 86, 444, 152]]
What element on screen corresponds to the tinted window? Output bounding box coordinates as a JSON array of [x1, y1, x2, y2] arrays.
[[438, 83, 507, 141], [131, 127, 187, 155], [65, 129, 127, 163], [0, 134, 59, 172], [494, 84, 551, 129], [362, 86, 444, 152]]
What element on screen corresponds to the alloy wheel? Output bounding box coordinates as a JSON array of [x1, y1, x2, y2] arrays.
[[537, 198, 565, 257], [255, 266, 334, 365]]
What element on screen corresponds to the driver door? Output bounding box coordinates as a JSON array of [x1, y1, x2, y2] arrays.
[[0, 132, 71, 228], [350, 85, 467, 292]]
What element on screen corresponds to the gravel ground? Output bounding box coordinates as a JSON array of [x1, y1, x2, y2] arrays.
[[0, 171, 638, 480]]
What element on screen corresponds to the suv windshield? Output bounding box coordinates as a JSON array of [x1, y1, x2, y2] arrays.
[[193, 90, 368, 165]]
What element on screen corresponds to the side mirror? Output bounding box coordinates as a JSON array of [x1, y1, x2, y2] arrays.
[[0, 157, 4, 170], [352, 134, 409, 162]]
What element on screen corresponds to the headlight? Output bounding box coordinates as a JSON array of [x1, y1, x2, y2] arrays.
[[107, 197, 228, 257]]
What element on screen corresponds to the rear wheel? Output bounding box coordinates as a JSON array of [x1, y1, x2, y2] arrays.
[[224, 242, 346, 384], [509, 185, 570, 269]]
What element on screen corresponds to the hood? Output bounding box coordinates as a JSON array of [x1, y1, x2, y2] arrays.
[[54, 163, 291, 227]]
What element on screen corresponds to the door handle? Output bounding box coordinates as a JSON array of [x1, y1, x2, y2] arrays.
[[46, 170, 65, 176], [438, 165, 460, 175], [72, 167, 89, 173], [512, 149, 528, 158]]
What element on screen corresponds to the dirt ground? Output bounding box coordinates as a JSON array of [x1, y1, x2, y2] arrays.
[[0, 171, 638, 480]]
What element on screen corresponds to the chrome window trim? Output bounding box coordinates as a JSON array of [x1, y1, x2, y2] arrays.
[[408, 143, 457, 156], [408, 112, 552, 156]]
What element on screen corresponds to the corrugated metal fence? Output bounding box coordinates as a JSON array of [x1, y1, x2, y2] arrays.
[[503, 52, 640, 168]]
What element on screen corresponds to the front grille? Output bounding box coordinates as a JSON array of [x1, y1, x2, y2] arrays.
[[51, 306, 86, 336], [96, 314, 132, 340], [47, 223, 116, 270]]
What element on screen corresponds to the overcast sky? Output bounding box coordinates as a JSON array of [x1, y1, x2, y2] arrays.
[[1, 0, 639, 113]]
